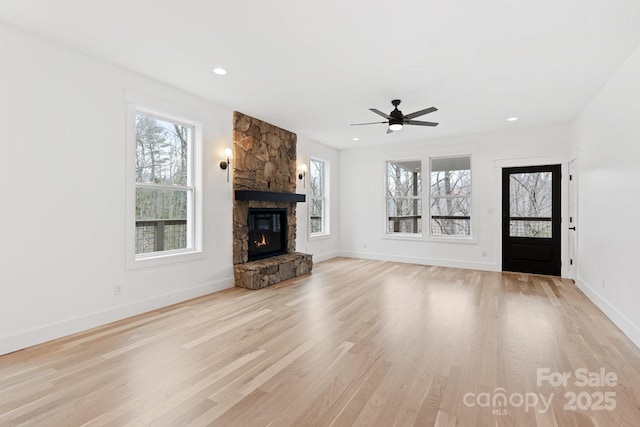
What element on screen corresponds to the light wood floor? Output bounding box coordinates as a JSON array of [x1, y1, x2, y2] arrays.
[[1, 258, 640, 426]]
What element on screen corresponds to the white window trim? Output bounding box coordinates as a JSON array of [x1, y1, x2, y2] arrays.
[[309, 156, 330, 239], [428, 154, 474, 241], [381, 155, 477, 244], [125, 94, 204, 270], [383, 158, 423, 237]]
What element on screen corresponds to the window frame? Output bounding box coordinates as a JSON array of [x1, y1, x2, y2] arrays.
[[125, 94, 204, 269], [384, 159, 423, 237], [382, 153, 476, 244], [428, 155, 473, 239], [309, 156, 330, 238]]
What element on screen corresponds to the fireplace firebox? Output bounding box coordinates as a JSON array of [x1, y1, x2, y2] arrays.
[[247, 208, 287, 261]]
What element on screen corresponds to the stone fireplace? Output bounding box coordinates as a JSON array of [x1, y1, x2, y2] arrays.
[[232, 112, 312, 289]]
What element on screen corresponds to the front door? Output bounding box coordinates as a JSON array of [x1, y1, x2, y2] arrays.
[[502, 165, 561, 276]]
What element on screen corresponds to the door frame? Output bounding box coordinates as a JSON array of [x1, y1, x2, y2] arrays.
[[494, 156, 569, 277], [567, 155, 579, 279], [502, 164, 561, 275]]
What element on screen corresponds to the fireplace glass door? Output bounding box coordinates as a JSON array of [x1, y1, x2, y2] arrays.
[[247, 208, 287, 261]]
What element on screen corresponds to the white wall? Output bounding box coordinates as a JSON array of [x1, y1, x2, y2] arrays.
[[0, 24, 236, 355], [338, 126, 571, 272], [296, 138, 341, 262], [570, 45, 640, 348]]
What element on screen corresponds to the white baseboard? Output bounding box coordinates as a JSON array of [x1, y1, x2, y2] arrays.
[[337, 251, 500, 272], [312, 251, 341, 263], [0, 277, 234, 356], [575, 276, 640, 350]]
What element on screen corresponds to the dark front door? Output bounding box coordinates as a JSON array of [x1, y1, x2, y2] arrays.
[[502, 165, 561, 276]]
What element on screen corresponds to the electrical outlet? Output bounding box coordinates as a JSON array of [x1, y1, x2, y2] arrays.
[[363, 242, 367, 249], [602, 279, 606, 289], [482, 251, 487, 257], [114, 284, 123, 296]]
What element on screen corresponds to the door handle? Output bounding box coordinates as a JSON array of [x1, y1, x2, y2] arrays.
[[569, 227, 576, 231]]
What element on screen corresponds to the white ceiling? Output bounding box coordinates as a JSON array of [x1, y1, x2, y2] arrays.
[[2, 0, 640, 149]]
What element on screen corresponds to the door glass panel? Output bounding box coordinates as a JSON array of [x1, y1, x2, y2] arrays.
[[509, 172, 552, 238], [509, 220, 552, 238]]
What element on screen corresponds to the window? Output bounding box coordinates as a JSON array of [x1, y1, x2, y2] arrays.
[[134, 110, 197, 257], [386, 160, 422, 234], [509, 171, 553, 238], [309, 158, 328, 235], [429, 156, 471, 237]]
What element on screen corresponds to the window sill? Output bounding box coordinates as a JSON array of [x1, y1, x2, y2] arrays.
[[424, 236, 477, 245], [381, 234, 477, 244], [381, 233, 423, 241], [128, 249, 205, 270], [310, 232, 331, 241]]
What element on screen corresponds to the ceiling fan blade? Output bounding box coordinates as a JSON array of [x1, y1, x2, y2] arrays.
[[350, 121, 388, 126], [406, 120, 439, 127], [404, 107, 437, 120], [369, 108, 392, 119]]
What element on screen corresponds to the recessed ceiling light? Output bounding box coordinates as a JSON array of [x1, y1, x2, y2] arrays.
[[507, 117, 518, 122], [352, 137, 360, 141], [212, 67, 227, 75]]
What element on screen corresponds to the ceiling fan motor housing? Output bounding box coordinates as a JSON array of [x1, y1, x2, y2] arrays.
[[389, 117, 403, 126], [390, 99, 403, 121]]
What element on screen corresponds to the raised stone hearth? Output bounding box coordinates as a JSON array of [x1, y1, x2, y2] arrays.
[[232, 112, 312, 289], [234, 253, 312, 290]]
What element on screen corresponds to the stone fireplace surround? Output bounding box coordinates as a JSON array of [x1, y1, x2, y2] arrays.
[[232, 112, 312, 289]]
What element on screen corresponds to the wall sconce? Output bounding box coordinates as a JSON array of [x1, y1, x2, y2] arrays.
[[220, 148, 233, 182], [298, 163, 308, 188]]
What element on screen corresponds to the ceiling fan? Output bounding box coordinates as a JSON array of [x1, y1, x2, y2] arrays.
[[351, 99, 438, 133]]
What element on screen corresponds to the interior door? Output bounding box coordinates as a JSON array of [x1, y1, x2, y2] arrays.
[[502, 165, 561, 276]]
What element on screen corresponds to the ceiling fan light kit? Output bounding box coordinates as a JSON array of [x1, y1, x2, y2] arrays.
[[351, 99, 438, 133]]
